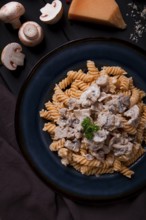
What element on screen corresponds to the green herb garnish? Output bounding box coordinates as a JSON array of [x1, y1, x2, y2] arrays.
[[81, 117, 100, 140]]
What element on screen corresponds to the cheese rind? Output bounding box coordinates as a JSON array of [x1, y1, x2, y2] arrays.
[[68, 0, 126, 29]]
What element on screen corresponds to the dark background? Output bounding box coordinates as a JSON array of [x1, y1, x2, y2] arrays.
[[1, 1, 146, 219], [0, 0, 146, 95]]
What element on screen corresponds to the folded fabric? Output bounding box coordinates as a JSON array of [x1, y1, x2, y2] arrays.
[[0, 77, 146, 220]]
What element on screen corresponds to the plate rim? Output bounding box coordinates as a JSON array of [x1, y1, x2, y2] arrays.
[[15, 37, 146, 202]]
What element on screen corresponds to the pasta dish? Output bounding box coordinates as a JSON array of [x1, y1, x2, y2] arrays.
[[40, 61, 146, 178]]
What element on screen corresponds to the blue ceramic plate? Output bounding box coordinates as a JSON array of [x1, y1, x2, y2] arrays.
[[16, 38, 146, 202]]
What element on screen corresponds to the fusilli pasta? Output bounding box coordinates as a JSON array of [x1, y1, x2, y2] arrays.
[[40, 62, 146, 179]]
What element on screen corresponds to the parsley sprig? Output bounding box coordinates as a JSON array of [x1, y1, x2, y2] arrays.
[[81, 117, 100, 140]]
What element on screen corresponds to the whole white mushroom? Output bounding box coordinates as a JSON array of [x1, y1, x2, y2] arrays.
[[1, 43, 25, 70], [0, 1, 25, 29], [18, 21, 44, 47], [40, 0, 63, 24]]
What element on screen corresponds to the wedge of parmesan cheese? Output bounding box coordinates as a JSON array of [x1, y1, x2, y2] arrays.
[[68, 0, 126, 29]]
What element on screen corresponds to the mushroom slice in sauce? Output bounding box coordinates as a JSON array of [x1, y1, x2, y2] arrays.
[[113, 142, 133, 156], [97, 111, 121, 130], [79, 84, 100, 107], [68, 98, 80, 110], [74, 109, 91, 122], [105, 94, 130, 113], [124, 105, 140, 126], [93, 129, 109, 144], [98, 92, 112, 102], [96, 75, 109, 87], [54, 127, 68, 139], [65, 139, 80, 152]]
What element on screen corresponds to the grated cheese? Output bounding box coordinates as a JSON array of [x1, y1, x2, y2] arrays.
[[126, 2, 146, 43]]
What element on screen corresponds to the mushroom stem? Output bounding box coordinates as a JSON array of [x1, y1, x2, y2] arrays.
[[11, 18, 21, 29], [23, 24, 39, 40], [18, 21, 44, 47]]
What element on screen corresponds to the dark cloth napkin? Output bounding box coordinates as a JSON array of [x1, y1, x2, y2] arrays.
[[0, 79, 146, 220]]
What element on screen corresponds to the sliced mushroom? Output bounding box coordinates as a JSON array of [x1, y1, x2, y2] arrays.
[[1, 43, 25, 70], [18, 21, 44, 47], [124, 105, 140, 126], [0, 2, 25, 29], [96, 75, 109, 87], [40, 0, 63, 24]]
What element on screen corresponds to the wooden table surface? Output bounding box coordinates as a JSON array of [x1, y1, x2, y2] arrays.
[[0, 0, 146, 95]]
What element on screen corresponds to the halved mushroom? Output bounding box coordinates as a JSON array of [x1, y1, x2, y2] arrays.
[[1, 43, 25, 70], [40, 0, 63, 24], [18, 21, 44, 47], [0, 2, 25, 29]]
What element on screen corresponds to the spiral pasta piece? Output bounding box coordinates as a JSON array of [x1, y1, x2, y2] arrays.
[[72, 154, 101, 167], [70, 80, 78, 90], [58, 148, 72, 161], [39, 109, 52, 120], [58, 147, 68, 157], [49, 138, 65, 151], [71, 162, 82, 172], [80, 165, 113, 175], [61, 158, 69, 166], [43, 122, 56, 134], [69, 89, 83, 99], [143, 130, 146, 143], [58, 76, 72, 90], [54, 102, 65, 110], [121, 118, 137, 135], [55, 87, 69, 105], [67, 70, 94, 83], [133, 88, 146, 99], [45, 101, 60, 122], [79, 148, 88, 156], [130, 88, 140, 107], [118, 75, 130, 91], [64, 89, 72, 97], [119, 166, 134, 178], [125, 147, 145, 167], [114, 159, 134, 178], [136, 118, 145, 143], [135, 105, 146, 143], [142, 105, 146, 119], [113, 159, 122, 171], [137, 102, 144, 114], [102, 66, 127, 76], [75, 80, 90, 91], [52, 93, 58, 103], [87, 60, 99, 79], [118, 90, 132, 97], [129, 77, 134, 89]]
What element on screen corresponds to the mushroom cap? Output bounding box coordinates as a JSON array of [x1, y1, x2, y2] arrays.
[[0, 1, 25, 22], [40, 0, 63, 24], [1, 42, 25, 70], [18, 21, 44, 47]]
